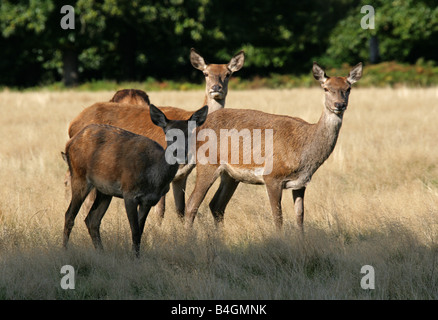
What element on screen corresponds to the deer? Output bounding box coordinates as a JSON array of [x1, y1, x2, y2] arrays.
[[189, 48, 245, 112], [110, 88, 150, 107], [63, 88, 151, 201], [65, 48, 245, 223], [184, 62, 363, 231], [62, 105, 208, 256]]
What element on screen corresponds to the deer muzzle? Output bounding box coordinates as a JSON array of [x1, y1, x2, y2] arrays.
[[209, 85, 224, 99], [333, 102, 347, 114]]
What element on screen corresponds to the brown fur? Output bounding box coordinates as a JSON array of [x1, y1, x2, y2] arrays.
[[64, 89, 150, 193], [68, 103, 193, 148], [109, 89, 150, 107]]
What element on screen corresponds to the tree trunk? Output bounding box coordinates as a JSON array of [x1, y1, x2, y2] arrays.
[[119, 27, 137, 81], [62, 49, 78, 87], [370, 36, 380, 64]]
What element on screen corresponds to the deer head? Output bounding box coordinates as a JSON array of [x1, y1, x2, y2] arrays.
[[313, 62, 363, 116], [190, 48, 245, 112]]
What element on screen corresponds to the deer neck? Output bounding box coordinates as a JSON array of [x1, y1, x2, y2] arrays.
[[203, 94, 225, 113], [157, 151, 180, 185], [301, 107, 343, 173]]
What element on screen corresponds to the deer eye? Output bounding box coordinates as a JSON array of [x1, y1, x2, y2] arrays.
[[203, 72, 209, 77], [324, 88, 329, 92]]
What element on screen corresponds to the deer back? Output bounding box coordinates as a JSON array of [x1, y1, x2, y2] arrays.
[[68, 103, 194, 148]]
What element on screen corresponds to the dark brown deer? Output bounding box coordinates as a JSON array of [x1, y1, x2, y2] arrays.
[[62, 105, 208, 256], [63, 89, 150, 202], [66, 49, 245, 222], [185, 62, 363, 231]]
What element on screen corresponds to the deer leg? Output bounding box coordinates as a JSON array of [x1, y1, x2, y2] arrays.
[[265, 182, 284, 231], [84, 191, 112, 251], [81, 188, 97, 214], [185, 165, 219, 228], [138, 202, 152, 236], [154, 196, 165, 225], [292, 187, 306, 233], [63, 202, 82, 248], [64, 170, 97, 213], [124, 197, 141, 257], [209, 173, 239, 227], [172, 176, 188, 222], [64, 170, 71, 203], [63, 178, 91, 248]]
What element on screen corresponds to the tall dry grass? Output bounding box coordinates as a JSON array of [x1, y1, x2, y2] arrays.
[[0, 88, 437, 299]]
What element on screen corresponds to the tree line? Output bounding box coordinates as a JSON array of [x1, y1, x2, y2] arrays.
[[0, 0, 437, 87]]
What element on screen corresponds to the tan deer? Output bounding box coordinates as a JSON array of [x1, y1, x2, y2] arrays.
[[63, 105, 208, 256], [185, 62, 363, 231], [65, 49, 245, 221], [190, 48, 244, 112]]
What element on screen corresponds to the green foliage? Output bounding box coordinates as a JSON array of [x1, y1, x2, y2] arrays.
[[359, 60, 438, 87], [0, 0, 54, 36], [325, 0, 438, 67]]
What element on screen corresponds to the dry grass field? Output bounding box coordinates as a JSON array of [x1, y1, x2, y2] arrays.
[[0, 87, 438, 299]]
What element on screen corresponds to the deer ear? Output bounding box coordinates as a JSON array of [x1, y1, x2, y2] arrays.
[[149, 104, 168, 129], [347, 62, 363, 85], [61, 151, 67, 163], [190, 48, 207, 71], [313, 62, 328, 85], [189, 105, 209, 127], [228, 51, 245, 73]]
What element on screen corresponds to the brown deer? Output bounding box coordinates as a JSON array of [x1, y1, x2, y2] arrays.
[[63, 105, 208, 256], [185, 62, 363, 231], [66, 49, 245, 222], [110, 88, 150, 106], [190, 48, 244, 112], [63, 89, 150, 200]]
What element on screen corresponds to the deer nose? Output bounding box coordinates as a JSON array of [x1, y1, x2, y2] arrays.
[[211, 84, 222, 92], [335, 102, 346, 110]]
